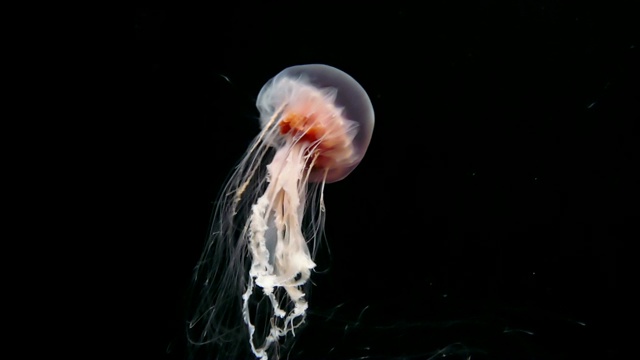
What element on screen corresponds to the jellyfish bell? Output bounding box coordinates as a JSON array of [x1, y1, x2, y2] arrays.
[[257, 64, 375, 183], [188, 64, 374, 359]]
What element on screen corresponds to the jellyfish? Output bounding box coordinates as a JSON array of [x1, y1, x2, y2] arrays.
[[188, 64, 374, 359]]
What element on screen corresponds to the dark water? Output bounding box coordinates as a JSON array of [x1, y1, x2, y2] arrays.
[[136, 2, 633, 359]]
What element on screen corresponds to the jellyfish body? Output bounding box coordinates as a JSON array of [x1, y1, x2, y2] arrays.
[[188, 64, 374, 359]]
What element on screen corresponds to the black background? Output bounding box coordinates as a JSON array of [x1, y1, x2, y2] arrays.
[[135, 2, 635, 359]]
